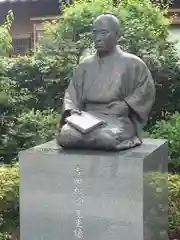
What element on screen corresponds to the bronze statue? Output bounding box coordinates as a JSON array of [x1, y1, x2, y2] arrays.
[[56, 14, 155, 150]]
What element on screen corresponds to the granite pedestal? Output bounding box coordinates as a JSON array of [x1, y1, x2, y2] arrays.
[[19, 138, 168, 240]]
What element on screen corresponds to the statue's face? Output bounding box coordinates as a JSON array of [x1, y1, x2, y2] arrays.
[[92, 19, 117, 54]]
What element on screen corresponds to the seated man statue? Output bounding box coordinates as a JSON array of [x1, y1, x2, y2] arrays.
[[56, 13, 155, 151]]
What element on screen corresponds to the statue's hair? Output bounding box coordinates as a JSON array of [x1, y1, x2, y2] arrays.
[[93, 13, 120, 36]]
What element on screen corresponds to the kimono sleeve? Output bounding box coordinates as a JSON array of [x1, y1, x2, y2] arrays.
[[60, 63, 85, 127], [63, 63, 85, 112], [124, 61, 155, 126]]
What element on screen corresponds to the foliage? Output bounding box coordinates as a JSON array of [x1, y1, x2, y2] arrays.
[[0, 61, 31, 116], [0, 11, 13, 56], [0, 165, 179, 239], [168, 174, 180, 233], [0, 58, 58, 164], [0, 164, 19, 239], [6, 55, 67, 112], [144, 172, 180, 239], [150, 112, 180, 168], [0, 58, 35, 163], [0, 108, 58, 164], [38, 0, 180, 124], [0, 57, 57, 163]]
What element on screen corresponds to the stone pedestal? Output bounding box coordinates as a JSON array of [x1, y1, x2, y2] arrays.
[[19, 139, 168, 240]]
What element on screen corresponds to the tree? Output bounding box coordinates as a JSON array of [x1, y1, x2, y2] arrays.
[[0, 11, 13, 56]]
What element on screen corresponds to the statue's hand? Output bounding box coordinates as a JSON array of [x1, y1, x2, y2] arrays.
[[71, 109, 82, 115]]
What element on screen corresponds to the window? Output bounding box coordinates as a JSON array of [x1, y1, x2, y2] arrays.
[[30, 16, 59, 51], [33, 23, 44, 51], [12, 34, 31, 55]]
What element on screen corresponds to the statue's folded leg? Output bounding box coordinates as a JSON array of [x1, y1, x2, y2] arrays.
[[56, 121, 142, 150], [86, 128, 120, 150], [56, 123, 116, 149], [115, 136, 142, 150], [56, 124, 111, 149], [86, 122, 142, 150]]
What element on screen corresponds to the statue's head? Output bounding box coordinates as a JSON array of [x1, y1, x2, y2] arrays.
[[92, 14, 120, 56]]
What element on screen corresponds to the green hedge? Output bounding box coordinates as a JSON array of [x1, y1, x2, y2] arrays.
[[0, 11, 13, 56], [5, 56, 66, 112], [0, 165, 180, 239], [0, 109, 58, 163], [0, 164, 19, 239], [150, 112, 180, 168], [168, 174, 180, 232]]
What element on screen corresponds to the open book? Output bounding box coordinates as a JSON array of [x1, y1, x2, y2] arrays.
[[65, 111, 106, 134]]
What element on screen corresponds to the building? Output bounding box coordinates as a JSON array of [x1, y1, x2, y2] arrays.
[[168, 0, 180, 52], [0, 0, 63, 55], [0, 0, 179, 55]]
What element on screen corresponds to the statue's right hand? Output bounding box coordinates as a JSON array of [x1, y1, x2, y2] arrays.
[[71, 109, 82, 115]]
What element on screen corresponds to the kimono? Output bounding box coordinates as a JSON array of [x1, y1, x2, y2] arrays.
[[56, 46, 155, 150]]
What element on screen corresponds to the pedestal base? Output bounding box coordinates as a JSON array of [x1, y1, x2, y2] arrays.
[[19, 138, 168, 240]]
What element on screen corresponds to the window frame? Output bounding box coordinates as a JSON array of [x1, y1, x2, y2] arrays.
[[12, 33, 32, 55]]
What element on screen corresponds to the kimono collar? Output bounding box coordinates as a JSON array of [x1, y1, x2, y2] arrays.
[[95, 45, 123, 61]]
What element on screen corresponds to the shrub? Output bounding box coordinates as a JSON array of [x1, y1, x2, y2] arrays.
[[0, 11, 13, 56], [38, 0, 180, 124], [0, 164, 19, 239], [6, 56, 66, 112], [1, 109, 58, 164], [150, 112, 180, 168], [168, 174, 180, 238], [1, 56, 59, 164]]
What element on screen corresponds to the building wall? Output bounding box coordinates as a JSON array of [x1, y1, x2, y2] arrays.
[[0, 0, 60, 54], [0, 0, 60, 36]]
